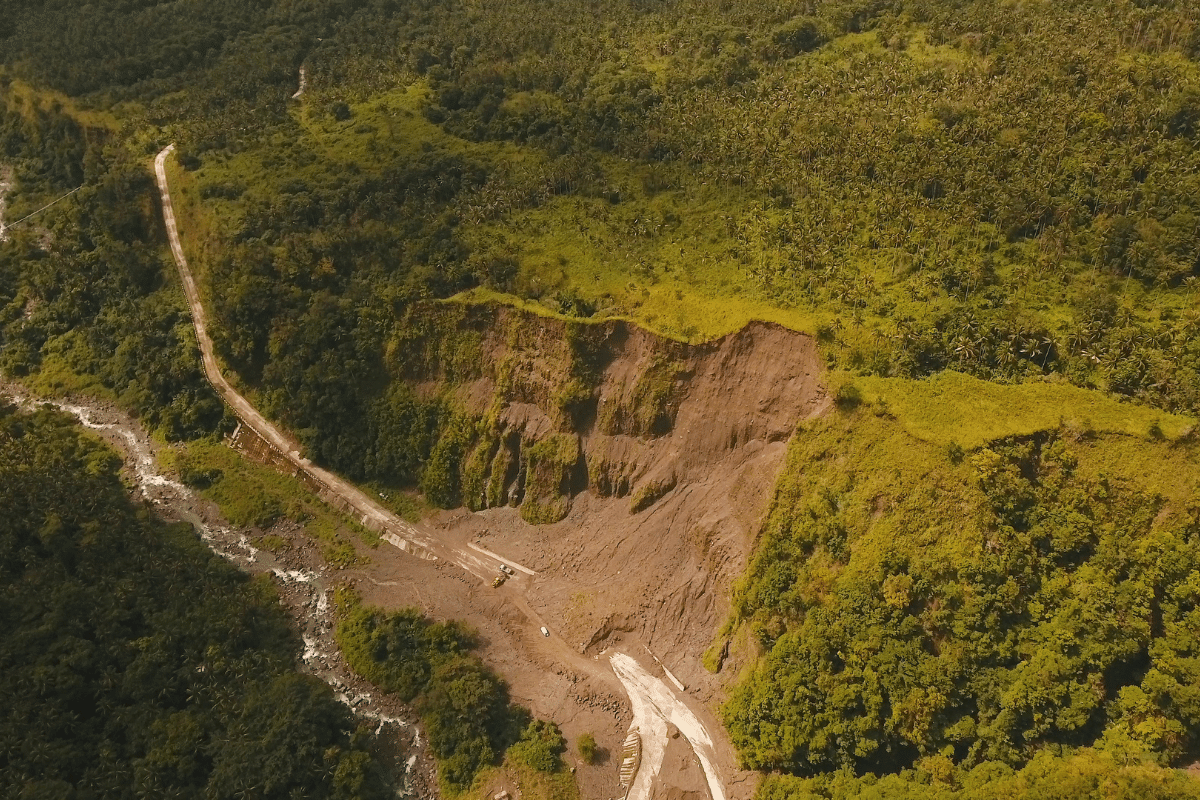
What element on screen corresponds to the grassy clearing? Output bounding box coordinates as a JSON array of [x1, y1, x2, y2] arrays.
[[295, 81, 523, 170], [467, 181, 827, 342], [175, 76, 825, 344], [174, 80, 513, 232], [21, 330, 118, 400], [0, 69, 122, 132], [842, 370, 1195, 449], [464, 757, 581, 800], [1068, 434, 1200, 507], [164, 437, 373, 568]]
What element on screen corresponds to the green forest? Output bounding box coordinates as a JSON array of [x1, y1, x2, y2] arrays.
[[0, 403, 392, 798], [4, 0, 1200, 797], [724, 402, 1200, 791]]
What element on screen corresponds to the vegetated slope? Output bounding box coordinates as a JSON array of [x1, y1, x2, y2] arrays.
[[334, 591, 579, 797], [0, 97, 223, 442], [722, 398, 1200, 789], [0, 87, 89, 200], [758, 747, 1200, 800], [0, 402, 392, 798], [164, 0, 1200, 413], [105, 0, 1200, 490], [12, 0, 1193, 433]]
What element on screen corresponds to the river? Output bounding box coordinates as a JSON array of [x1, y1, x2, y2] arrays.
[[0, 384, 436, 798]]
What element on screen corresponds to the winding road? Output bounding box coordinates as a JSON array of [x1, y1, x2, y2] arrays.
[[153, 144, 729, 800], [154, 145, 508, 582]]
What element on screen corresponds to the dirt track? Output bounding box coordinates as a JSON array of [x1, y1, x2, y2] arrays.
[[153, 145, 741, 799]]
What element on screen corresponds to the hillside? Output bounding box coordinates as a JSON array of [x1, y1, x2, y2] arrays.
[[3, 1, 1200, 799]]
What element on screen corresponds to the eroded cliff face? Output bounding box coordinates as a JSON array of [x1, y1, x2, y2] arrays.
[[393, 302, 828, 690]]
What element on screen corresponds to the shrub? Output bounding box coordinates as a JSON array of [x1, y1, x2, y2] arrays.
[[577, 732, 598, 765], [629, 474, 677, 513], [834, 381, 862, 409], [508, 720, 566, 773], [771, 17, 829, 58], [334, 591, 533, 792]]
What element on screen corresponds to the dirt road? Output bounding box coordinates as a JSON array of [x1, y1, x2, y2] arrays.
[[153, 144, 734, 799], [154, 145, 517, 582]]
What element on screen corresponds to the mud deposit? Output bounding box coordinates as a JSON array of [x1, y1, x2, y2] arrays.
[[0, 383, 438, 798]]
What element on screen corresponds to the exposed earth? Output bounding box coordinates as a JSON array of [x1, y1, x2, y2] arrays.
[[152, 144, 831, 799], [4, 147, 835, 800], [4, 142, 830, 797], [429, 314, 830, 697]]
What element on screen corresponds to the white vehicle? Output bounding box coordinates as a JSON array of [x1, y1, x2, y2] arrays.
[[500, 564, 514, 575], [540, 626, 550, 637]]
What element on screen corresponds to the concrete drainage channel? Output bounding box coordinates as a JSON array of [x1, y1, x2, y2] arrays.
[[610, 653, 727, 800]]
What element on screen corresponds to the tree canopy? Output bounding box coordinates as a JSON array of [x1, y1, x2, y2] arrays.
[[0, 403, 392, 798]]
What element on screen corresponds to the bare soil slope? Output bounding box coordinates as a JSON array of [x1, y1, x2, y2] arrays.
[[412, 307, 828, 698]]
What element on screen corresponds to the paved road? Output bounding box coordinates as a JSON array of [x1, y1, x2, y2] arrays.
[[154, 145, 730, 800]]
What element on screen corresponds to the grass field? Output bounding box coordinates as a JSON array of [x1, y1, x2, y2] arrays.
[[843, 370, 1195, 449], [164, 436, 379, 568]]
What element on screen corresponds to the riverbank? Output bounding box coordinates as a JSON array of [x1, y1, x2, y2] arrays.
[[0, 380, 439, 798]]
